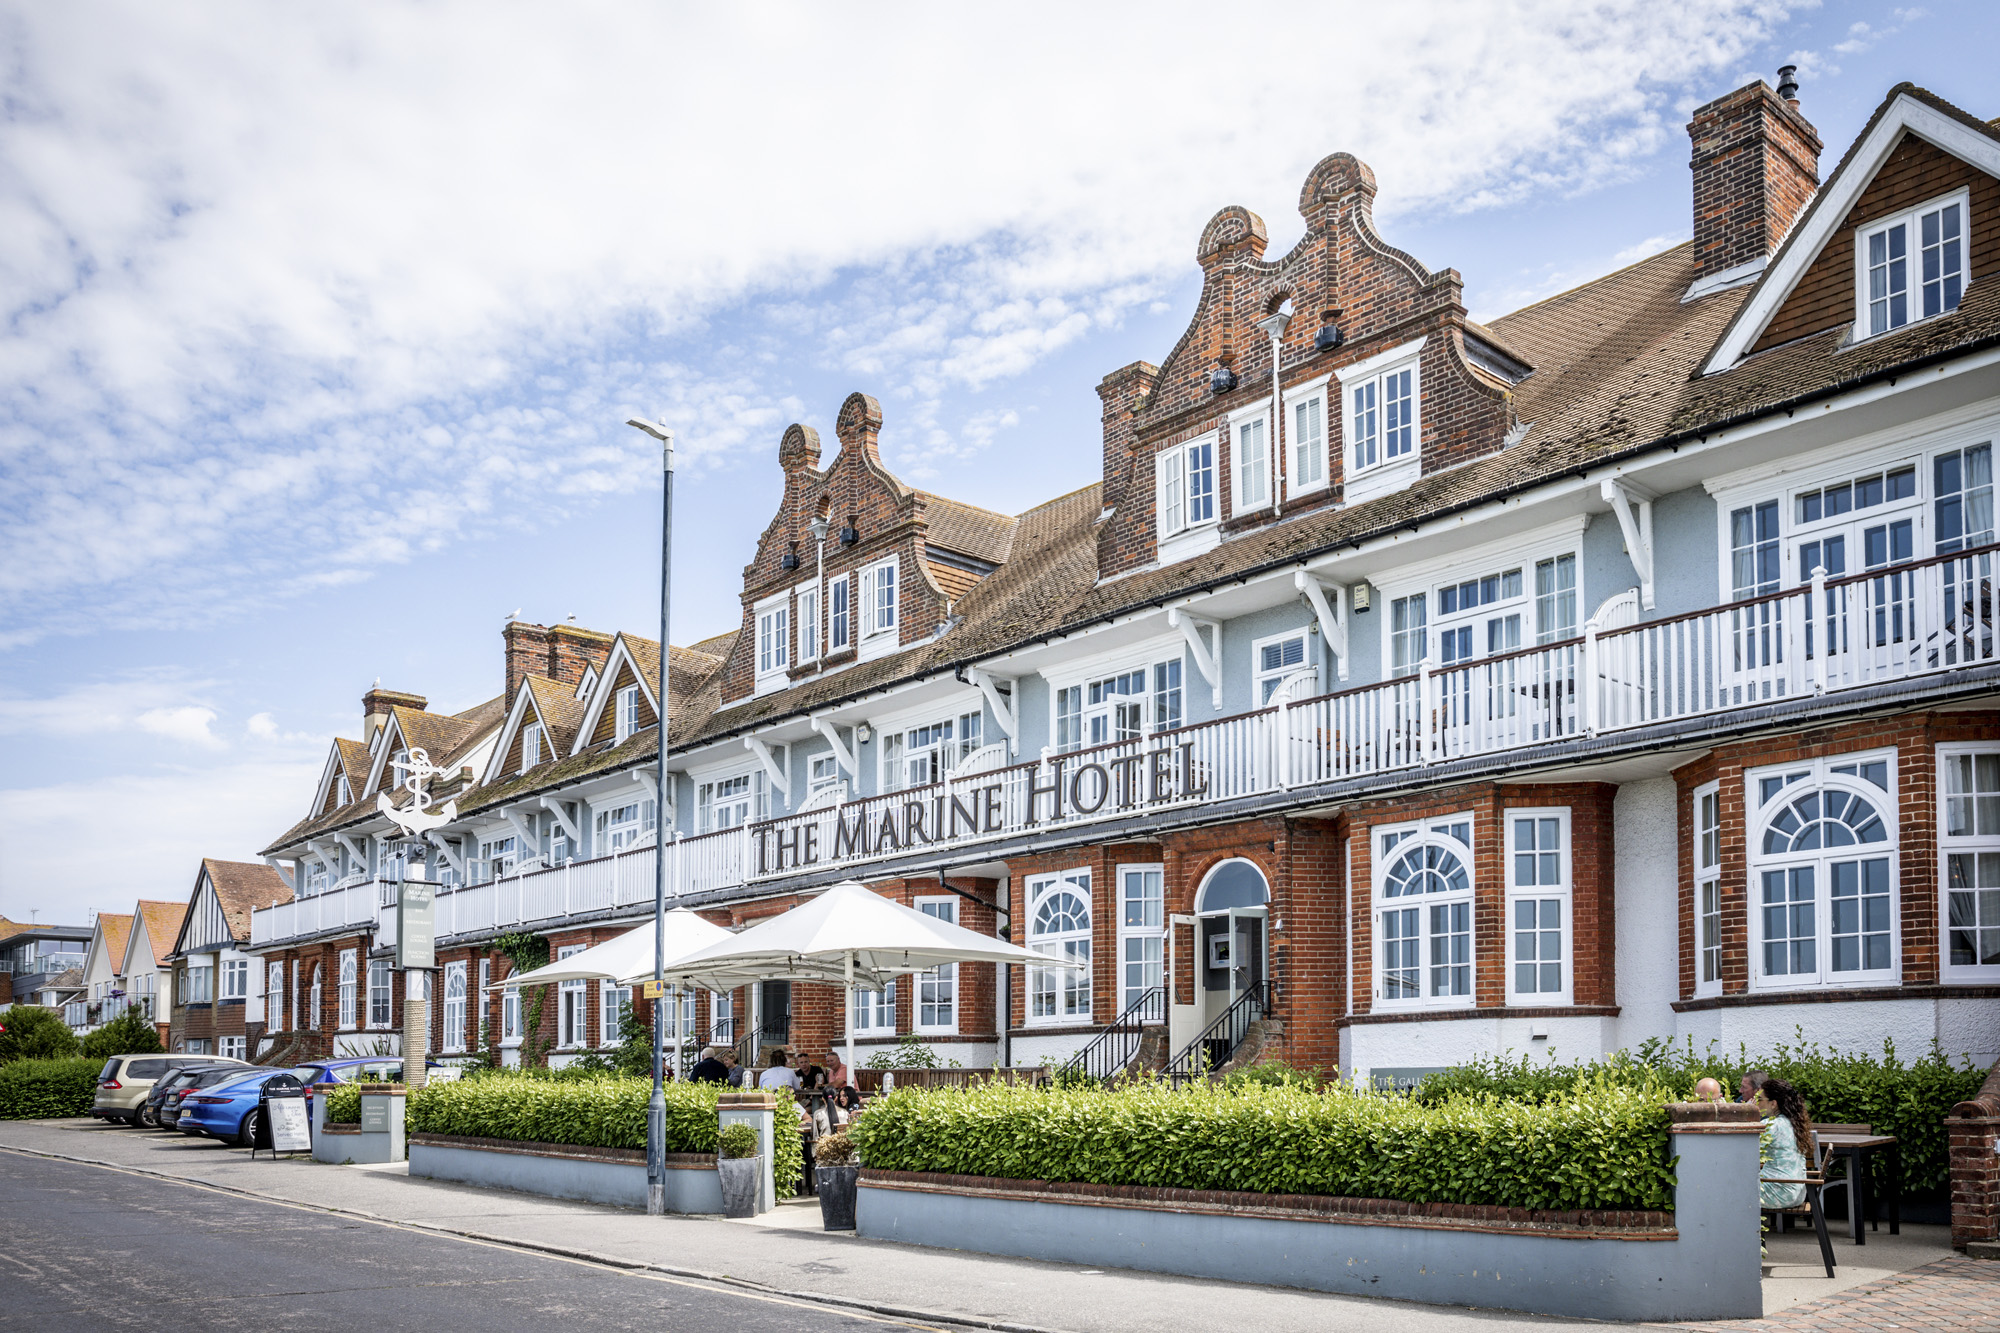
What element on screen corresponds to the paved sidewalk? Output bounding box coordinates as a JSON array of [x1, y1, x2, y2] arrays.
[[0, 1118, 1971, 1331]]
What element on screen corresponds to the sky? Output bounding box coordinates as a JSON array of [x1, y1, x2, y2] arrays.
[[0, 1, 1992, 925]]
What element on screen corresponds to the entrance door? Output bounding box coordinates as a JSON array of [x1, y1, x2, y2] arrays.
[[1227, 909, 1266, 1006], [759, 980, 791, 1052]]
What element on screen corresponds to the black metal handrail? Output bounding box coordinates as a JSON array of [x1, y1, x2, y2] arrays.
[[1057, 987, 1166, 1084], [1163, 981, 1270, 1082]]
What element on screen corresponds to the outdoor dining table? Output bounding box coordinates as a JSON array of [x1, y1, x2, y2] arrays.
[[1817, 1132, 1901, 1244]]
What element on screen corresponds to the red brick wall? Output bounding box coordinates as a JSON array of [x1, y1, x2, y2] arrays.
[[1688, 81, 1821, 280], [1950, 1060, 2000, 1247], [1673, 710, 2000, 1000]]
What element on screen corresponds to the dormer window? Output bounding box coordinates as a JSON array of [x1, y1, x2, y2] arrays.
[[336, 774, 352, 805], [614, 685, 640, 743], [1857, 190, 1967, 339], [520, 722, 542, 772], [1339, 338, 1425, 505], [390, 749, 410, 790], [861, 558, 897, 640], [1156, 433, 1217, 540]]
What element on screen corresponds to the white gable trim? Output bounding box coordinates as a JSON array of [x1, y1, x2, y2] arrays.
[[361, 711, 408, 799], [1705, 93, 2000, 374], [481, 683, 546, 786], [569, 635, 659, 757], [310, 742, 351, 817]]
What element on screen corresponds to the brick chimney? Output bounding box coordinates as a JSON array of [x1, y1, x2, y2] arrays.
[[362, 685, 427, 742], [503, 621, 551, 701], [546, 621, 616, 691], [1688, 77, 1822, 279]]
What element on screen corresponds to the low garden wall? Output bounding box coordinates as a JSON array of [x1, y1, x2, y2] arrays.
[[850, 1081, 1762, 1321], [408, 1133, 721, 1212]]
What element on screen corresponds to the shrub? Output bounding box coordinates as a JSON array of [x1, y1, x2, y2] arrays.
[[865, 1034, 959, 1070], [718, 1122, 759, 1159], [404, 1072, 800, 1197], [1223, 1059, 1323, 1091], [1413, 1036, 1983, 1196], [81, 1009, 163, 1062], [849, 1077, 1677, 1211], [0, 1007, 81, 1063], [0, 1057, 101, 1119], [814, 1129, 856, 1166], [324, 1082, 362, 1125]]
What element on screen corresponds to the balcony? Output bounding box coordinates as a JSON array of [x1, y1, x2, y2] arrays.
[[249, 543, 1998, 950]]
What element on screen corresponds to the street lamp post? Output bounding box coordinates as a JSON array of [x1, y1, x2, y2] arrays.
[[626, 415, 675, 1218]]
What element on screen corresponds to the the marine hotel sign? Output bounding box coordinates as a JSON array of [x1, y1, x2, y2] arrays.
[[753, 743, 1212, 873]]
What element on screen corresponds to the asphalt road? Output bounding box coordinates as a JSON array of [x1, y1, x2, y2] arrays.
[[0, 1151, 930, 1332]]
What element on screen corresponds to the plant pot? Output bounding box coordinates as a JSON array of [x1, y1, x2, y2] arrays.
[[816, 1165, 859, 1230], [717, 1156, 763, 1218]]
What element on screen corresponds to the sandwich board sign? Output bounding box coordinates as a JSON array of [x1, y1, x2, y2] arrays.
[[255, 1074, 311, 1158]]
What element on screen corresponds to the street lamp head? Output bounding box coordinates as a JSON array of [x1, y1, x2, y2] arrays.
[[625, 416, 674, 445]]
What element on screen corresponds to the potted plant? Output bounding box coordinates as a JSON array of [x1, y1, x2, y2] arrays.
[[814, 1129, 861, 1231], [716, 1121, 763, 1218]]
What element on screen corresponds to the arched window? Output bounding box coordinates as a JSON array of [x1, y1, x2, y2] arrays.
[[1028, 870, 1092, 1022], [1195, 859, 1269, 914], [1375, 818, 1474, 1004], [443, 962, 467, 1053], [308, 965, 323, 1031], [337, 950, 358, 1030], [1750, 755, 1897, 987]]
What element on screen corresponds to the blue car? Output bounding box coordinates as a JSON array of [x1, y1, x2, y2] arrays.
[[179, 1058, 443, 1146]]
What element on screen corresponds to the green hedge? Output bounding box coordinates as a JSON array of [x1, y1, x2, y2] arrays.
[[0, 1006, 81, 1063], [849, 1078, 1677, 1211], [1415, 1037, 1984, 1196], [324, 1082, 361, 1125], [405, 1073, 802, 1198], [0, 1057, 101, 1119]]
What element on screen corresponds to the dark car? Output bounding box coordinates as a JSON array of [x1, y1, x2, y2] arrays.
[[149, 1064, 254, 1131]]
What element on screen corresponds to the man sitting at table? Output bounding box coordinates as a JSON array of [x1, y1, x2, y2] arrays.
[[689, 1047, 732, 1084], [1694, 1077, 1726, 1103], [758, 1049, 801, 1093]]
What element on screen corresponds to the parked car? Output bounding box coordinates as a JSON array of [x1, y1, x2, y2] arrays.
[[148, 1064, 256, 1131], [177, 1059, 442, 1146], [91, 1054, 246, 1126]]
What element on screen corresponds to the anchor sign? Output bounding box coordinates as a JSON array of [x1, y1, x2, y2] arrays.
[[375, 747, 458, 837]]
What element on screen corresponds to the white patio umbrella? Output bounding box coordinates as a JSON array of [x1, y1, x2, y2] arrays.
[[649, 880, 1076, 1081], [498, 909, 734, 990]]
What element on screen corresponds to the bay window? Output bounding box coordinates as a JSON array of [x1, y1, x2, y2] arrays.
[[221, 958, 249, 1001], [268, 961, 285, 1030]]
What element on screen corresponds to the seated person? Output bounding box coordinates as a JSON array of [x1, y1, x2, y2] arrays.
[[757, 1049, 801, 1093], [1754, 1077, 1812, 1210], [1739, 1069, 1771, 1104], [688, 1047, 731, 1084]]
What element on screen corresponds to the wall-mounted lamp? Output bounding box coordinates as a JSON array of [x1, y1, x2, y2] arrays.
[[839, 524, 859, 546], [781, 544, 800, 571], [1209, 363, 1238, 394], [1315, 310, 1344, 353]]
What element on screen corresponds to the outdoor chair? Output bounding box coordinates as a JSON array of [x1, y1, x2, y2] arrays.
[[1761, 1128, 1837, 1278], [1812, 1122, 1874, 1237]]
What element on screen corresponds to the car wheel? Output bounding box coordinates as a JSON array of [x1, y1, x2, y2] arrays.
[[139, 1106, 158, 1129], [237, 1108, 260, 1148]]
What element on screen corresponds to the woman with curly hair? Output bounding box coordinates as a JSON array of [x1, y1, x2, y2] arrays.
[[1754, 1077, 1813, 1210]]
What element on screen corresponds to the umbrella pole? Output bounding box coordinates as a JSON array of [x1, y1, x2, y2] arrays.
[[844, 951, 856, 1092]]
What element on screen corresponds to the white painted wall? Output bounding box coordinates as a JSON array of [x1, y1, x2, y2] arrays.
[[1613, 778, 1681, 1052], [1347, 1014, 1619, 1080], [1677, 997, 1999, 1069]]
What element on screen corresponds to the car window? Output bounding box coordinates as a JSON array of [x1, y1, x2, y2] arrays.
[[126, 1058, 171, 1079], [194, 1069, 242, 1088], [97, 1059, 120, 1082]]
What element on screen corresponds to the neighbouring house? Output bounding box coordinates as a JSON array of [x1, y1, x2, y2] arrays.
[[164, 861, 291, 1060], [121, 900, 189, 1047], [1, 923, 93, 1018], [73, 912, 135, 1034], [240, 75, 2000, 1086]]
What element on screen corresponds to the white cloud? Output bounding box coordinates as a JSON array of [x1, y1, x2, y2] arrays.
[[0, 675, 217, 740], [0, 1, 1804, 643], [0, 758, 318, 918], [134, 705, 223, 750]]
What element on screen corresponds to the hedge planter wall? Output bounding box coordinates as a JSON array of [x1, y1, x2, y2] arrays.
[[0, 1058, 101, 1119], [850, 1079, 1675, 1210]]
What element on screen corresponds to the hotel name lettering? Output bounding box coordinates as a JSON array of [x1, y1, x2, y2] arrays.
[[753, 743, 1210, 873]]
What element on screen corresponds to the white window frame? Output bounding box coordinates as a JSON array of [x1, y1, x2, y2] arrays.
[[807, 752, 843, 800], [599, 979, 631, 1048], [1339, 337, 1424, 503], [442, 961, 467, 1053], [308, 965, 322, 1031], [1694, 781, 1724, 998], [615, 684, 641, 744], [755, 591, 791, 691], [1027, 869, 1093, 1026], [220, 957, 249, 1001], [1504, 808, 1572, 1006], [1229, 404, 1272, 517], [337, 949, 358, 1030], [1284, 374, 1331, 498], [477, 834, 518, 884], [1852, 187, 1971, 342], [1155, 431, 1220, 559], [268, 961, 285, 1031], [1117, 864, 1165, 1013], [502, 980, 521, 1045], [594, 796, 656, 850], [1746, 750, 1899, 991], [219, 1035, 247, 1061], [860, 557, 899, 643], [520, 720, 542, 772], [1043, 636, 1187, 754], [477, 959, 491, 1044], [1251, 628, 1315, 705], [693, 768, 761, 833], [914, 897, 958, 1034], [796, 581, 820, 664], [880, 708, 984, 792], [852, 978, 896, 1035], [1939, 743, 2000, 981], [1374, 519, 1585, 679], [829, 572, 852, 653], [556, 944, 587, 1049], [1371, 814, 1476, 1010]]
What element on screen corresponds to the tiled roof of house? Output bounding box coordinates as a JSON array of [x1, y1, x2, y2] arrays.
[[134, 900, 188, 968], [202, 859, 293, 942], [523, 675, 587, 757], [918, 493, 1017, 565], [94, 913, 133, 973]]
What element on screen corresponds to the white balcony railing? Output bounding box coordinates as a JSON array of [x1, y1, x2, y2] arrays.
[[250, 543, 1999, 948]]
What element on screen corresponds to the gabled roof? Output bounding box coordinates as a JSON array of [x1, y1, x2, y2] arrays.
[[917, 493, 1016, 565], [126, 900, 188, 971], [87, 913, 133, 979], [191, 859, 293, 946], [365, 702, 492, 796], [1706, 83, 2000, 372]]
